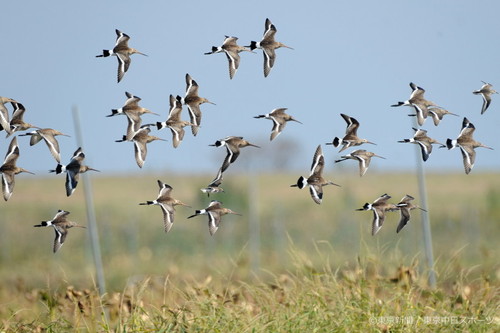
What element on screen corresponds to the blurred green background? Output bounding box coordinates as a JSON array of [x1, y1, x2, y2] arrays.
[[0, 170, 498, 293]]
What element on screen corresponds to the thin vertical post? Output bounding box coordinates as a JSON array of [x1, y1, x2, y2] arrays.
[[72, 106, 107, 295], [412, 121, 436, 288], [248, 172, 260, 276]]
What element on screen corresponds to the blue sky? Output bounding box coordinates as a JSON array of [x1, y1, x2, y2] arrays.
[[1, 0, 499, 175]]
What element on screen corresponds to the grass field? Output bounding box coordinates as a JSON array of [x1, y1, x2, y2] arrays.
[[0, 171, 499, 332]]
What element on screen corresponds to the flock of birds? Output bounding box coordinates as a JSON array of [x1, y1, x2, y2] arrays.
[[0, 18, 496, 252]]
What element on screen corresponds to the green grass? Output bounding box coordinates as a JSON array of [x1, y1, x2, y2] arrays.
[[0, 171, 499, 331], [1, 242, 498, 332]]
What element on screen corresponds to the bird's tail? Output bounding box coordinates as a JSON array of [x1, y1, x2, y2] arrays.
[[291, 176, 307, 189], [115, 135, 127, 142], [106, 109, 120, 117], [248, 41, 258, 50], [355, 203, 371, 211], [34, 221, 51, 227], [55, 164, 64, 174], [156, 121, 167, 130], [49, 164, 64, 174], [391, 101, 405, 107], [327, 137, 341, 147], [187, 210, 203, 219], [204, 46, 219, 55], [96, 50, 111, 57]]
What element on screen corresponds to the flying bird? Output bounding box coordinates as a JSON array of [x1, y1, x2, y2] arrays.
[[440, 117, 493, 174], [200, 167, 225, 196], [107, 91, 158, 117], [426, 106, 459, 126], [139, 180, 190, 233], [391, 82, 439, 126], [49, 147, 99, 196], [0, 96, 17, 135], [156, 95, 195, 148], [187, 200, 240, 236], [116, 125, 166, 168], [0, 137, 34, 201], [34, 210, 86, 253], [247, 18, 293, 77], [334, 149, 385, 177], [327, 113, 375, 152], [205, 36, 254, 79], [19, 128, 70, 163], [7, 102, 40, 137], [96, 29, 147, 83], [177, 74, 215, 136], [107, 92, 158, 141], [398, 128, 444, 162], [291, 145, 340, 204], [356, 194, 398, 236], [473, 81, 497, 114], [254, 108, 302, 141], [395, 194, 426, 233], [209, 136, 260, 172]]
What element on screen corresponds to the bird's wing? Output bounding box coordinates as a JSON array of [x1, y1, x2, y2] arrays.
[[52, 225, 67, 253], [159, 203, 175, 233], [396, 207, 411, 233], [459, 145, 475, 174], [1, 172, 15, 201], [207, 211, 221, 236], [309, 184, 323, 204]]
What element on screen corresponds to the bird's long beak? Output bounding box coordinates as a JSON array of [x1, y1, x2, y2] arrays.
[[22, 168, 35, 175], [367, 141, 376, 145], [144, 109, 160, 116], [375, 154, 386, 159]]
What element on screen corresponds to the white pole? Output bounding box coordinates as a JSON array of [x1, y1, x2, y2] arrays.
[[412, 119, 436, 288], [72, 106, 107, 295], [248, 171, 260, 276]]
